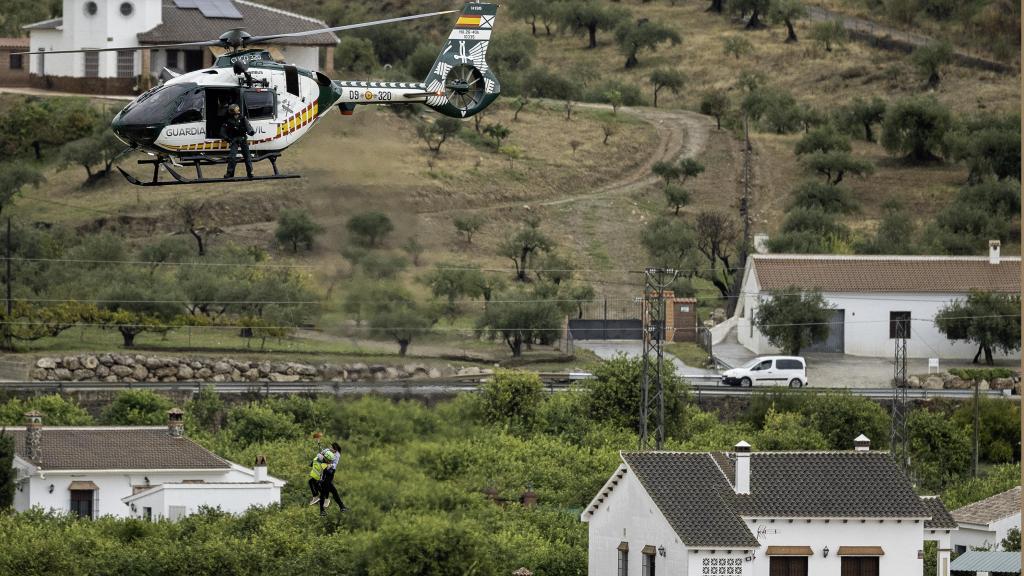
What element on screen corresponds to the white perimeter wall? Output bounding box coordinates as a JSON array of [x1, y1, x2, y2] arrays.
[[127, 483, 280, 520]]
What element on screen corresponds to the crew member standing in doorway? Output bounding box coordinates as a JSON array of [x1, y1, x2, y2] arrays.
[[221, 103, 255, 179]]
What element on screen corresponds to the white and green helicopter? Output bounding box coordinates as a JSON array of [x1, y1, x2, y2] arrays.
[[21, 3, 500, 186]]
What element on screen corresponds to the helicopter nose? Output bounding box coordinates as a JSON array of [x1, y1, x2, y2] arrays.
[[111, 114, 162, 147]]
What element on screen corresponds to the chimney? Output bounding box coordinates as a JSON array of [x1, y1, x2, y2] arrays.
[[854, 434, 871, 452], [24, 411, 42, 461], [520, 483, 538, 508], [753, 233, 770, 254], [254, 455, 267, 482], [167, 408, 184, 438], [989, 240, 1001, 264], [734, 441, 751, 495]]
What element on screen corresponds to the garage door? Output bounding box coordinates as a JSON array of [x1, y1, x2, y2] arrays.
[[806, 309, 845, 353], [568, 319, 643, 340]]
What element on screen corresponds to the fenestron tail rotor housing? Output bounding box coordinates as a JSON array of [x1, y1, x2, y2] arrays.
[[444, 64, 485, 112]]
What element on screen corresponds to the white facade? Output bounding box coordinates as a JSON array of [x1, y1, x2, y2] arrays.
[[27, 0, 322, 79], [585, 466, 705, 576], [736, 266, 1021, 360], [123, 481, 281, 521], [28, 0, 162, 77], [953, 513, 1021, 552], [584, 467, 923, 576], [585, 449, 952, 576], [13, 456, 283, 519]]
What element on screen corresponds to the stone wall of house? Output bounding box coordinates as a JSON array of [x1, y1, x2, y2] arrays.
[[29, 354, 487, 383]]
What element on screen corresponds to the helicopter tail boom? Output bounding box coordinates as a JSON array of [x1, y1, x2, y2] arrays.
[[422, 2, 500, 118]]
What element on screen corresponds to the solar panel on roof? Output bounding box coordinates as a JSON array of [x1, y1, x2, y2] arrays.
[[195, 0, 242, 19], [172, 0, 198, 8]]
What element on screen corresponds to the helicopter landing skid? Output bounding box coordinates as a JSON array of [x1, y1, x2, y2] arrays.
[[118, 152, 301, 187]]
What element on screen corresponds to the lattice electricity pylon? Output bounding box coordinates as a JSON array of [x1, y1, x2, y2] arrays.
[[890, 318, 910, 473], [640, 267, 678, 451]]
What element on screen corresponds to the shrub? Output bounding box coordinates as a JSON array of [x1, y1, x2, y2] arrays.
[[226, 403, 302, 444], [101, 390, 173, 425], [480, 370, 545, 428]]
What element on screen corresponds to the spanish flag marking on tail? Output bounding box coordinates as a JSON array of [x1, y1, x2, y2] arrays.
[[456, 15, 481, 27]]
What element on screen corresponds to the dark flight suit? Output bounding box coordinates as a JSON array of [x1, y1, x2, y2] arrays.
[[220, 113, 255, 178]]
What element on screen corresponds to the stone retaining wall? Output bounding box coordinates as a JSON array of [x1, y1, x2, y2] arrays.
[[30, 354, 490, 383], [907, 372, 1019, 393]]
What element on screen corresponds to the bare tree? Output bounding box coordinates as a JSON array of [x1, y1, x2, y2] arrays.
[[171, 199, 220, 256], [602, 124, 616, 145], [695, 209, 741, 312]]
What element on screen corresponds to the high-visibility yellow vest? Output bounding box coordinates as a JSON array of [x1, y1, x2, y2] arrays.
[[309, 459, 326, 480]]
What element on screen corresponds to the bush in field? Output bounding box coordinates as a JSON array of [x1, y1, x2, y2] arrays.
[[226, 403, 302, 444], [480, 370, 545, 428], [0, 394, 93, 426], [101, 390, 173, 425]]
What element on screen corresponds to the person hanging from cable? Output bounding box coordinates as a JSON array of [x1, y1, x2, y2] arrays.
[[221, 103, 255, 179], [317, 442, 348, 516], [308, 448, 334, 513]]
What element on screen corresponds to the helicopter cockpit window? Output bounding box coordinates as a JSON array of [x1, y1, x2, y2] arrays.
[[118, 83, 197, 125], [170, 88, 204, 124], [243, 89, 275, 120]]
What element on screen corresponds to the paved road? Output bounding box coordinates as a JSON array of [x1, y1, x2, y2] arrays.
[[574, 340, 717, 378], [1, 379, 1013, 400]]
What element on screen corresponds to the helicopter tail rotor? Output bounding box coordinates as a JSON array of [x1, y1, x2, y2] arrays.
[[423, 3, 500, 119]]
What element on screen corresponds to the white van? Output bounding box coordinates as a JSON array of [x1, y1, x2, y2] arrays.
[[721, 356, 808, 388]]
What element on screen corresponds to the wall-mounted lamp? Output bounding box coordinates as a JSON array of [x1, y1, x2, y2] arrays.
[[48, 484, 54, 494], [822, 546, 829, 558], [657, 546, 666, 558], [144, 476, 150, 485]]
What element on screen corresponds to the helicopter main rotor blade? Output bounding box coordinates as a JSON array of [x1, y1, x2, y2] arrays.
[[247, 9, 457, 44], [13, 40, 220, 56]]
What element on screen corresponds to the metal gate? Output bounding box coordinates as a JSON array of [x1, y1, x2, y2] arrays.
[[567, 299, 643, 340], [806, 309, 845, 353]]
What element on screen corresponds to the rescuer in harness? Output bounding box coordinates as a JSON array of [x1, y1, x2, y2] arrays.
[[221, 103, 255, 179]]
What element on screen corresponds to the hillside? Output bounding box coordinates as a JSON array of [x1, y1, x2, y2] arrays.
[[0, 0, 1019, 358]]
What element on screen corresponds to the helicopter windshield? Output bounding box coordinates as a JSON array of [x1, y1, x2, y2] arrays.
[[118, 83, 199, 125]]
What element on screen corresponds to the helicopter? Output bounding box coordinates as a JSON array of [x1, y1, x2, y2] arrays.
[[18, 3, 500, 186]]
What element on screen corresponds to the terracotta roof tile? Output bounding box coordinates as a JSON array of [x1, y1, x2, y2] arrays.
[[622, 452, 759, 548], [7, 427, 230, 470], [138, 0, 337, 46], [921, 496, 958, 529], [734, 452, 928, 519], [0, 38, 30, 50], [751, 255, 1021, 293], [619, 450, 929, 548], [952, 486, 1021, 525]]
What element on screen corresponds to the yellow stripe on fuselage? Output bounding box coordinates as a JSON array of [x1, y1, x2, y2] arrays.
[[456, 15, 480, 26]]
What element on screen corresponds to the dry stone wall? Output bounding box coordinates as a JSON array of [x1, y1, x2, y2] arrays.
[[30, 354, 486, 383]]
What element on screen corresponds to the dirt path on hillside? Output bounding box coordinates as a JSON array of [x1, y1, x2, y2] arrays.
[[421, 103, 714, 214]]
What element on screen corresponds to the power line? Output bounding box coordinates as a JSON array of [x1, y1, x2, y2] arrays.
[[0, 314, 1015, 331], [1, 256, 317, 269], [6, 289, 1015, 307]]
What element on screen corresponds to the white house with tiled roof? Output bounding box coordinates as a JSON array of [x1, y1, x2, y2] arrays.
[[23, 0, 337, 93], [9, 409, 283, 520], [734, 243, 1021, 359], [583, 438, 959, 576], [951, 486, 1021, 553]]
